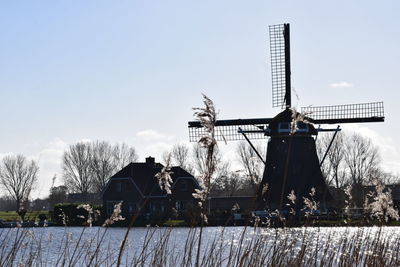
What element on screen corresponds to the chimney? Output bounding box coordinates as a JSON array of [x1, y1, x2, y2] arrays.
[[145, 156, 155, 165]]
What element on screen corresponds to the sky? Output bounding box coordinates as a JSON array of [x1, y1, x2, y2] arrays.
[[0, 1, 399, 198]]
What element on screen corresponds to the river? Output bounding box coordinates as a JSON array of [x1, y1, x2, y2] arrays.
[[0, 226, 399, 266]]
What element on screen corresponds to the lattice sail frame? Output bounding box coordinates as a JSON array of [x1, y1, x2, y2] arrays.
[[302, 102, 384, 124], [269, 24, 288, 108], [188, 119, 270, 142]]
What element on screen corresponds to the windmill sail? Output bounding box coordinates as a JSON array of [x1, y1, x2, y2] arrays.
[[302, 102, 384, 124], [269, 23, 291, 108], [188, 118, 271, 142]]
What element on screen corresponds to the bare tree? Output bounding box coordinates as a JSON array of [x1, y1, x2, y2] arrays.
[[192, 143, 229, 181], [317, 132, 346, 188], [62, 142, 93, 196], [172, 144, 194, 173], [344, 133, 380, 186], [90, 141, 116, 193], [381, 172, 400, 185], [236, 141, 265, 193], [212, 171, 244, 197], [0, 155, 39, 213], [193, 143, 231, 195], [91, 141, 138, 193], [63, 141, 138, 194], [172, 144, 189, 167], [48, 185, 68, 209], [112, 143, 138, 170], [317, 131, 384, 207], [210, 161, 230, 192], [342, 133, 381, 207], [369, 168, 399, 186], [192, 143, 208, 176], [163, 143, 195, 174]]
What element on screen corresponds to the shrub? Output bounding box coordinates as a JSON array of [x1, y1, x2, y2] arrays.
[[53, 203, 102, 226], [38, 214, 47, 222]]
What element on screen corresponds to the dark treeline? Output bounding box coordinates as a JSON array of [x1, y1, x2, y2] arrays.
[[0, 131, 398, 212], [317, 131, 399, 207]]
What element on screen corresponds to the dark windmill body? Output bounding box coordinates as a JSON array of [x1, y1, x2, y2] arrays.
[[188, 24, 384, 211]]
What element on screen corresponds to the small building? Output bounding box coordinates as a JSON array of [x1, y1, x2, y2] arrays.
[[207, 196, 255, 214], [102, 157, 199, 222]]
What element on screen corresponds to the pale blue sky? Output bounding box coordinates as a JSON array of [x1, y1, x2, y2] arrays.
[[0, 1, 399, 197]]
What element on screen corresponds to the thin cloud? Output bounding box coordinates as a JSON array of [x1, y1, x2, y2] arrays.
[[136, 129, 175, 142], [330, 81, 354, 88], [134, 130, 177, 161], [78, 138, 93, 144], [144, 142, 173, 160], [136, 130, 166, 140]]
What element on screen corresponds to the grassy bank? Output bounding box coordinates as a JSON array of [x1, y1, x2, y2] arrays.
[[0, 211, 50, 221]]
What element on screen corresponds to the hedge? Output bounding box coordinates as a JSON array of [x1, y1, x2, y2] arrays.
[[53, 203, 102, 226]]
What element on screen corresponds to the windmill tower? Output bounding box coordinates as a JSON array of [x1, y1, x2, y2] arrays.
[[188, 23, 384, 211]]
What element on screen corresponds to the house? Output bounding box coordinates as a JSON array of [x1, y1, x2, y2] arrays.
[[102, 157, 200, 222]]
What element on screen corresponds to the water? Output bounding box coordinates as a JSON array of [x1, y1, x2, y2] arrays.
[[0, 226, 399, 266]]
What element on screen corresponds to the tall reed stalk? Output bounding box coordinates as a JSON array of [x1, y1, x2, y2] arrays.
[[192, 94, 219, 267]]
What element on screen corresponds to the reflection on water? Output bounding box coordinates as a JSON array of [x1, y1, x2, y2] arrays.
[[0, 226, 399, 266]]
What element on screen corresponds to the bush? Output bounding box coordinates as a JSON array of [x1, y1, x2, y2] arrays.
[[182, 205, 202, 226], [53, 203, 102, 226], [38, 214, 47, 222]]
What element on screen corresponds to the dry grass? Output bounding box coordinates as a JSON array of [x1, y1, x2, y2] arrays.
[[0, 225, 400, 266]]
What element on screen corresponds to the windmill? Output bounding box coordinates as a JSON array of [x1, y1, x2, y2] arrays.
[[188, 23, 384, 211]]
